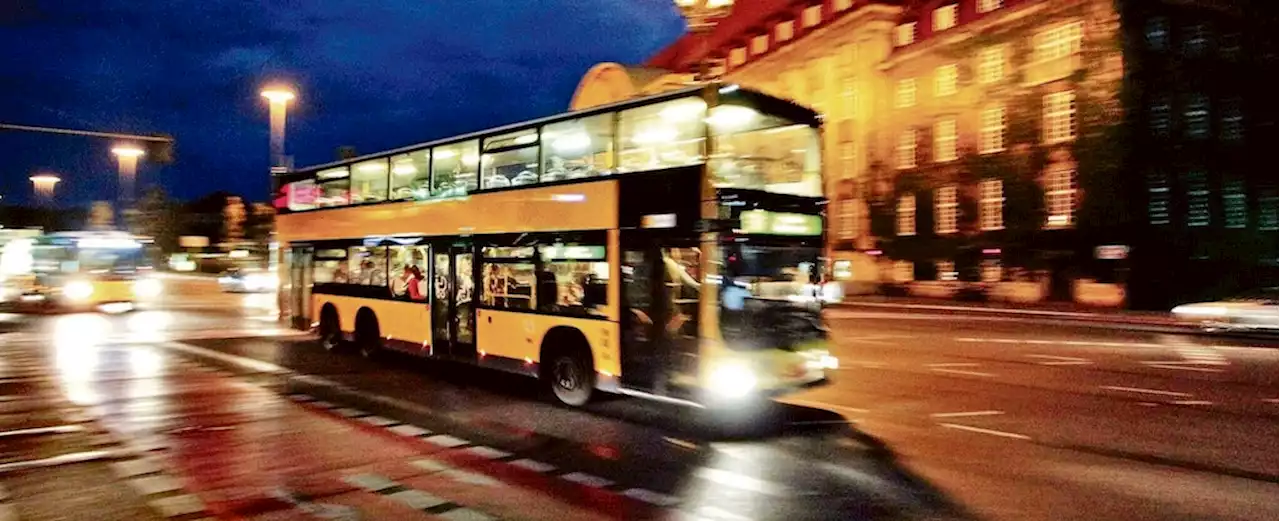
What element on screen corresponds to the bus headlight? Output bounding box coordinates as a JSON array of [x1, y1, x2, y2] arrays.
[[134, 278, 162, 299], [708, 362, 758, 399], [63, 280, 94, 301]]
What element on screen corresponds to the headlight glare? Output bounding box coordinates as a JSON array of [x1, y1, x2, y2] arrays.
[[63, 280, 94, 301], [134, 278, 162, 298], [708, 362, 758, 399]]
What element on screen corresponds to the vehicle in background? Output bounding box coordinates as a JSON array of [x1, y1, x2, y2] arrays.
[[168, 253, 197, 272], [1172, 288, 1279, 333], [0, 231, 161, 312], [218, 267, 276, 293]]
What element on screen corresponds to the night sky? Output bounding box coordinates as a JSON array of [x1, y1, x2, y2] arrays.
[[0, 1, 685, 206]]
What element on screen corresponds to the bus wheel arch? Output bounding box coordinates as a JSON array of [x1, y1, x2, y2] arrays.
[[318, 304, 344, 352], [539, 326, 595, 407], [354, 308, 382, 359]]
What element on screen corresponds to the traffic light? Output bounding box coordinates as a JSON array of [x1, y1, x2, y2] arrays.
[[146, 134, 175, 165]]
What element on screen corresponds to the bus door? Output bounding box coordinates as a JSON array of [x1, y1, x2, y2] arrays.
[[619, 241, 700, 393], [431, 242, 476, 361], [287, 245, 313, 330]]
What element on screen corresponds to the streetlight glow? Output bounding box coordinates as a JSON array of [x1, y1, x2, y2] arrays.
[[111, 146, 145, 158], [30, 173, 61, 201], [260, 88, 296, 103]]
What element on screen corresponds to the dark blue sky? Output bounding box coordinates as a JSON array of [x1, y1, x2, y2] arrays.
[[0, 1, 684, 206]]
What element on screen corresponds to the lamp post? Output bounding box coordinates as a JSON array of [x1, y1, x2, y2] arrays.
[[260, 86, 296, 175], [672, 0, 735, 81], [111, 144, 145, 214]]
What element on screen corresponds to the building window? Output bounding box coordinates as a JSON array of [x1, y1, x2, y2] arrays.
[[936, 185, 958, 234], [1183, 23, 1210, 56], [1145, 17, 1168, 50], [935, 64, 958, 97], [893, 261, 914, 282], [1185, 170, 1210, 227], [980, 179, 1004, 230], [1261, 193, 1279, 231], [729, 47, 746, 67], [1147, 173, 1171, 225], [1033, 21, 1083, 63], [802, 5, 822, 28], [933, 4, 958, 31], [1221, 97, 1243, 142], [1220, 32, 1241, 59], [978, 46, 1004, 84], [895, 22, 916, 47], [981, 259, 1002, 282], [980, 105, 1006, 154], [934, 118, 958, 162], [1184, 93, 1209, 139], [1043, 91, 1076, 144], [896, 78, 916, 108], [936, 260, 958, 281], [841, 85, 858, 120], [839, 136, 856, 179], [1149, 98, 1171, 137], [1045, 164, 1076, 227], [897, 129, 917, 169], [977, 0, 1002, 14], [839, 198, 857, 240], [835, 0, 853, 12], [776, 20, 794, 42], [1224, 179, 1247, 229], [751, 34, 769, 55], [897, 194, 916, 236]]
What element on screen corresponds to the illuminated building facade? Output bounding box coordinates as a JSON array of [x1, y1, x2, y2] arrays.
[[575, 0, 1276, 308]]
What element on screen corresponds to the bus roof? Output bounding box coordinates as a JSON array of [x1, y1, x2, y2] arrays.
[[286, 82, 817, 177]]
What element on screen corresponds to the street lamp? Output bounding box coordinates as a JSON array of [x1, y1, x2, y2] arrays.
[[261, 86, 296, 175], [111, 144, 145, 213], [672, 0, 735, 81], [29, 173, 60, 202]]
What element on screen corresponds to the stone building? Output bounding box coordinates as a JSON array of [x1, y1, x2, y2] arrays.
[[572, 0, 1277, 308]]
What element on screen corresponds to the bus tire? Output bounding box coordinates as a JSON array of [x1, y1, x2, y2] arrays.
[[541, 329, 594, 407], [318, 305, 345, 352], [355, 309, 382, 360]]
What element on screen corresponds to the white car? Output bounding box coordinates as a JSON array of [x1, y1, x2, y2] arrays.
[[1172, 288, 1279, 333]]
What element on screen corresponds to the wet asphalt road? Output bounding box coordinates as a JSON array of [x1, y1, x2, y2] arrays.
[[0, 274, 1273, 520]]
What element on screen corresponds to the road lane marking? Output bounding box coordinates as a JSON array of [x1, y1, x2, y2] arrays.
[[424, 434, 470, 448], [930, 410, 1004, 418], [623, 488, 681, 506], [387, 424, 432, 437], [560, 472, 614, 488], [333, 407, 369, 418], [1099, 385, 1192, 398], [1026, 354, 1092, 366], [509, 459, 556, 473], [0, 424, 85, 438], [695, 467, 787, 496], [149, 494, 208, 519], [1139, 362, 1224, 373], [781, 399, 870, 415], [465, 446, 512, 459], [662, 436, 700, 450], [928, 363, 995, 377], [939, 423, 1031, 440], [343, 473, 399, 492], [0, 449, 123, 474], [357, 415, 399, 427], [1171, 400, 1214, 406], [387, 489, 449, 510], [1266, 399, 1279, 404]]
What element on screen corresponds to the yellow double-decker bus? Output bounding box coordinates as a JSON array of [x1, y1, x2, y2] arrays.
[[273, 84, 837, 407]]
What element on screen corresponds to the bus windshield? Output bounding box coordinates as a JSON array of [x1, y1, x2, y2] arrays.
[[719, 243, 826, 351], [33, 244, 148, 276]]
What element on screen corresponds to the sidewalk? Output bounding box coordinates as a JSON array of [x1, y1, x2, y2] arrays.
[[833, 296, 1184, 327]]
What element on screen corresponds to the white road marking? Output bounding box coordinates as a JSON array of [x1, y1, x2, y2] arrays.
[[343, 473, 398, 492], [357, 415, 399, 427], [410, 459, 451, 473], [781, 399, 870, 415], [424, 434, 470, 448], [443, 469, 501, 487], [623, 488, 681, 506], [1139, 362, 1224, 373], [333, 408, 368, 418], [1171, 400, 1214, 406], [149, 494, 207, 518], [465, 446, 512, 459], [939, 423, 1031, 440], [930, 410, 1004, 418], [561, 472, 614, 488], [388, 489, 449, 509], [509, 459, 556, 473], [1099, 385, 1192, 398], [1026, 354, 1092, 366], [695, 467, 787, 496], [387, 424, 431, 437], [927, 363, 995, 377], [128, 475, 184, 496]]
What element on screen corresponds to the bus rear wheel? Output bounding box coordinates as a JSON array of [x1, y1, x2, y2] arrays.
[[355, 312, 382, 360], [318, 308, 344, 352], [547, 349, 594, 407]]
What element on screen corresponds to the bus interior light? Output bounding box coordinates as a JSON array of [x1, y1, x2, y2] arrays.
[[391, 163, 417, 176], [551, 193, 586, 202], [552, 133, 591, 152]]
